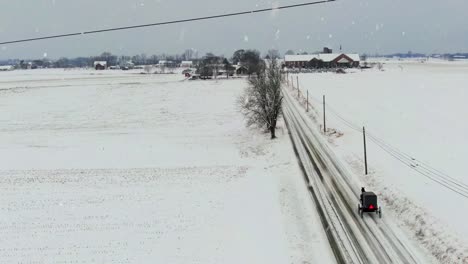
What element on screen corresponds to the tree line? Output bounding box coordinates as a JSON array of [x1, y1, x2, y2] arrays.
[[0, 48, 290, 69]]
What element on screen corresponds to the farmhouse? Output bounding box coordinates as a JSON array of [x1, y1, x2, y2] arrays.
[[235, 65, 248, 75], [284, 53, 360, 69], [158, 60, 176, 68], [0, 65, 14, 71], [94, 61, 107, 70], [180, 61, 193, 68]]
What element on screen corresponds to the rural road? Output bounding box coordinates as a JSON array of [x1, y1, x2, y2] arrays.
[[282, 85, 430, 264]]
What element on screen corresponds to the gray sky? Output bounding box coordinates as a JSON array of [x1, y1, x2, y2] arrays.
[[0, 0, 467, 59]]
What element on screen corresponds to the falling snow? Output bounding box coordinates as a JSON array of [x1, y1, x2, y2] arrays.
[[275, 30, 280, 40]]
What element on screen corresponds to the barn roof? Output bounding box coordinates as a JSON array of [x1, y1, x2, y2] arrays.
[[316, 53, 336, 62], [285, 53, 360, 63], [347, 54, 361, 62], [285, 55, 319, 62]]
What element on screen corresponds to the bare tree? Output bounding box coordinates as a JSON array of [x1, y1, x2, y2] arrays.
[[223, 58, 234, 79], [160, 64, 166, 73], [242, 50, 264, 77], [144, 65, 153, 74], [238, 60, 283, 139], [232, 49, 245, 65], [285, 50, 295, 56], [266, 49, 281, 60], [377, 62, 384, 71], [183, 49, 194, 60]]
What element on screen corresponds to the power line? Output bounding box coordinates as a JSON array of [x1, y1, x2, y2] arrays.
[[327, 103, 468, 199], [0, 0, 336, 46], [302, 89, 468, 199]]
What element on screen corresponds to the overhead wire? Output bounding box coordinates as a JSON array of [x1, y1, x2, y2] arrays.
[[0, 0, 336, 45], [293, 82, 468, 199]]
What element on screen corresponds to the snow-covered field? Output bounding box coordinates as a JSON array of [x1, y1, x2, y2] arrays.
[[292, 60, 468, 262], [0, 69, 334, 263]]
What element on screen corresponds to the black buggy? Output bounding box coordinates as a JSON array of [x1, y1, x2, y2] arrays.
[[358, 188, 382, 218]]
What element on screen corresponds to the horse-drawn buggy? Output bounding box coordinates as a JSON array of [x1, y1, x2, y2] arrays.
[[358, 188, 382, 218]]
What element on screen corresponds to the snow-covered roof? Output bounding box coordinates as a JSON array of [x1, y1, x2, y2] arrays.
[[347, 54, 361, 62], [285, 55, 319, 62], [93, 61, 107, 66], [285, 53, 361, 63], [181, 61, 193, 64], [318, 53, 341, 62], [159, 60, 174, 64], [235, 65, 248, 70]]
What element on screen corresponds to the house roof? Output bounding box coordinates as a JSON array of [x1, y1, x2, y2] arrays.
[[235, 65, 248, 70], [347, 54, 361, 62], [93, 61, 107, 65], [285, 53, 361, 63], [318, 53, 342, 62], [285, 55, 319, 62], [181, 61, 193, 64]]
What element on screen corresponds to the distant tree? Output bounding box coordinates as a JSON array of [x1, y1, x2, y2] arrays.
[[144, 65, 153, 74], [54, 57, 70, 68], [285, 50, 295, 55], [32, 60, 44, 67], [165, 55, 175, 62], [160, 64, 166, 73], [238, 59, 283, 139], [69, 57, 91, 68], [149, 55, 159, 65], [266, 49, 281, 60], [361, 54, 368, 67], [140, 53, 148, 65], [132, 55, 142, 65], [377, 63, 384, 71], [197, 53, 222, 78], [118, 56, 131, 66], [183, 49, 194, 60], [223, 58, 235, 79], [210, 56, 223, 79], [97, 52, 117, 66], [242, 50, 264, 77], [232, 49, 245, 65]]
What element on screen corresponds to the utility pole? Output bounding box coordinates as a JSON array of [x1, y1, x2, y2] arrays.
[[363, 126, 368, 175], [306, 90, 309, 112], [323, 95, 326, 133], [297, 76, 300, 98]]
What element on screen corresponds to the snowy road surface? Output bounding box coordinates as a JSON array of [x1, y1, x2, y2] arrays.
[[282, 84, 434, 263], [0, 69, 335, 263]]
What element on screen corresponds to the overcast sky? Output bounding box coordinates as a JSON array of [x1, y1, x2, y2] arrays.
[[0, 0, 467, 59]]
